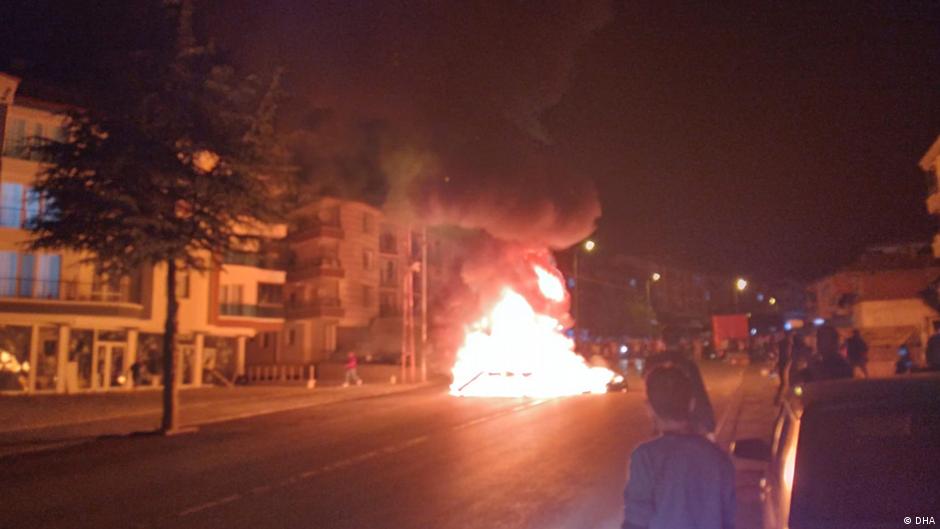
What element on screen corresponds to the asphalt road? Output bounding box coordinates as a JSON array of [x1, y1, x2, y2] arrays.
[[1, 365, 743, 529]]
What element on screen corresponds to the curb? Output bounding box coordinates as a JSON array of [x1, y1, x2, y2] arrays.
[[0, 382, 442, 459]]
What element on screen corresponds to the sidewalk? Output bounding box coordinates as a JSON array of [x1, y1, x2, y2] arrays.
[[0, 380, 441, 458], [716, 363, 779, 529]]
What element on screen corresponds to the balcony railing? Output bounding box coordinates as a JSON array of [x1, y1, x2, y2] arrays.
[[0, 278, 142, 303], [222, 250, 286, 270], [288, 257, 344, 279], [219, 303, 284, 318], [291, 218, 344, 240], [286, 297, 343, 318]]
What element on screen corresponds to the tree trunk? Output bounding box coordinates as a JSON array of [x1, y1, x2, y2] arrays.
[[161, 258, 180, 433]]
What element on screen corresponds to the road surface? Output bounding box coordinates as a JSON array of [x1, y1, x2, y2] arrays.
[[1, 365, 743, 529]]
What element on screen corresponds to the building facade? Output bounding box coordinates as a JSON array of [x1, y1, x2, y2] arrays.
[[920, 135, 940, 257], [807, 242, 940, 370], [0, 73, 287, 394], [264, 197, 421, 366]]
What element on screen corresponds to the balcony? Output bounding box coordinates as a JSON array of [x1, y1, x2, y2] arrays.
[[219, 303, 284, 319], [288, 257, 345, 280], [286, 297, 344, 318], [223, 250, 286, 270], [291, 219, 344, 241], [0, 278, 144, 317]]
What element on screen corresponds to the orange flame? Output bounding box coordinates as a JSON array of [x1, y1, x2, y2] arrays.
[[450, 259, 614, 398]]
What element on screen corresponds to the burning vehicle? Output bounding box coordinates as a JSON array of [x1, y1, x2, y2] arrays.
[[449, 250, 617, 398]]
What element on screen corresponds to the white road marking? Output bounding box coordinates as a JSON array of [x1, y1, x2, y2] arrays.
[[175, 434, 431, 517], [178, 494, 242, 516], [452, 398, 552, 430]]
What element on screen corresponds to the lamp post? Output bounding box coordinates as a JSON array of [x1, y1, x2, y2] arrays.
[[573, 239, 596, 344], [734, 277, 748, 311], [645, 272, 661, 310]]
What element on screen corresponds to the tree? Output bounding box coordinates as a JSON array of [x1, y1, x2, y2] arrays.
[[27, 0, 290, 433]]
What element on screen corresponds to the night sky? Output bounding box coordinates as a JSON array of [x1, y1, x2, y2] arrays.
[[3, 0, 939, 280]]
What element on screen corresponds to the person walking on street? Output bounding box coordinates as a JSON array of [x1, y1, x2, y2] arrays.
[[926, 321, 940, 371], [845, 329, 869, 378], [621, 365, 735, 529], [343, 351, 363, 387], [813, 321, 853, 381]]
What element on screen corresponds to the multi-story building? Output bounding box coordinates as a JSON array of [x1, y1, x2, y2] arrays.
[[265, 197, 413, 365], [0, 73, 287, 394], [920, 135, 940, 256]]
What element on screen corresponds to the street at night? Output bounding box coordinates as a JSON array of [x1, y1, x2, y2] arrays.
[[3, 367, 743, 529], [3, 1, 940, 528]]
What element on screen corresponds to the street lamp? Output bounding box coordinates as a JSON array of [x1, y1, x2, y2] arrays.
[[768, 296, 777, 306], [646, 272, 661, 310], [573, 239, 596, 344], [733, 277, 748, 311]]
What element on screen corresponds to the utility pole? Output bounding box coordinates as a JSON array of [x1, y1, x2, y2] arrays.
[[420, 226, 428, 383], [401, 226, 418, 383]]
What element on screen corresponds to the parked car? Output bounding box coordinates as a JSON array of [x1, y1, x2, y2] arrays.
[[734, 374, 940, 529]]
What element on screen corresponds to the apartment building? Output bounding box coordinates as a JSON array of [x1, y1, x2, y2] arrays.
[[921, 135, 940, 257], [266, 197, 413, 365], [0, 73, 287, 394]]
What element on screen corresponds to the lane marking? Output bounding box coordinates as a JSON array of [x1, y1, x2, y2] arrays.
[[452, 398, 552, 431], [178, 494, 241, 516]]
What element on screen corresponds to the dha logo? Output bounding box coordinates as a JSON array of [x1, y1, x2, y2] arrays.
[[905, 516, 936, 525]]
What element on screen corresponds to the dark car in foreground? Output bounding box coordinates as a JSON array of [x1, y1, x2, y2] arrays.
[[734, 374, 940, 529]]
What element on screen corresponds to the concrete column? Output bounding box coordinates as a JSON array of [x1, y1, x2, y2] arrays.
[[56, 324, 70, 394], [236, 335, 246, 377], [27, 324, 39, 393], [125, 328, 138, 388], [193, 332, 205, 386]]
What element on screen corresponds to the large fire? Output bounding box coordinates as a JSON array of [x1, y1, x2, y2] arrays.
[[450, 256, 615, 398]]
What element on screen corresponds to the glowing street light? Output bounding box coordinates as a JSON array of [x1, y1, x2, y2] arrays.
[[573, 239, 597, 341], [646, 272, 662, 312], [769, 297, 777, 306], [735, 278, 748, 291]]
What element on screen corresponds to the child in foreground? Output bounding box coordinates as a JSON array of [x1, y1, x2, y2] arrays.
[[621, 365, 736, 529]]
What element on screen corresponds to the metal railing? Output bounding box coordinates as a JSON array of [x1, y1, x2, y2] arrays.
[[218, 303, 284, 318], [0, 277, 141, 303], [246, 364, 315, 383], [287, 297, 341, 309], [222, 251, 286, 270]]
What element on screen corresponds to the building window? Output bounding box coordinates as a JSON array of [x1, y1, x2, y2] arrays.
[[0, 251, 60, 298], [258, 283, 283, 304], [287, 328, 296, 346], [362, 284, 373, 307], [1, 183, 23, 228], [176, 271, 190, 299], [379, 231, 397, 254], [362, 249, 374, 271], [219, 284, 244, 305], [362, 212, 374, 234], [2, 118, 27, 158]]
